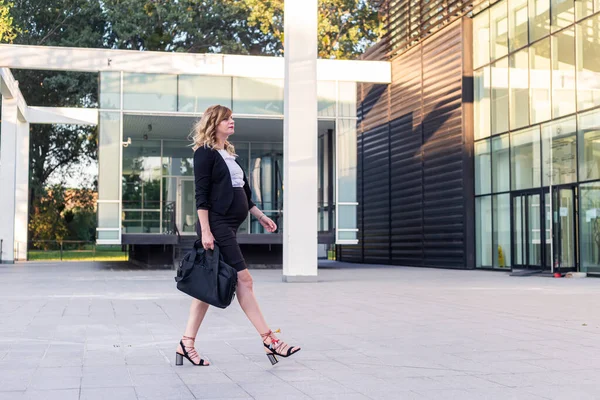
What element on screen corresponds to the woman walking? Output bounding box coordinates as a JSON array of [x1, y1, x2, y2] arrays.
[[176, 105, 301, 367]]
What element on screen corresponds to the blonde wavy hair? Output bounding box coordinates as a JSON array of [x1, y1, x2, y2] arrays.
[[189, 105, 236, 155]]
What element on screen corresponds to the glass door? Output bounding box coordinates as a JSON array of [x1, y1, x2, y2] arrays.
[[512, 191, 547, 270], [177, 178, 197, 235], [550, 186, 578, 272]]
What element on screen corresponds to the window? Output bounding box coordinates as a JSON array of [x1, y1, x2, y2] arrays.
[[492, 134, 510, 192], [576, 15, 600, 111], [530, 38, 552, 123], [474, 10, 491, 69], [99, 72, 121, 109], [529, 0, 550, 42], [511, 126, 542, 190], [575, 0, 594, 19], [541, 117, 577, 186], [476, 196, 493, 267], [318, 81, 337, 117], [492, 57, 509, 135], [509, 49, 530, 130], [552, 27, 576, 118], [491, 1, 509, 61], [474, 67, 491, 140], [178, 75, 232, 113], [551, 0, 575, 32], [123, 73, 177, 112], [476, 140, 492, 195], [580, 182, 600, 273], [493, 194, 512, 268], [509, 0, 529, 51], [338, 81, 357, 118], [578, 108, 600, 181], [232, 78, 284, 115]]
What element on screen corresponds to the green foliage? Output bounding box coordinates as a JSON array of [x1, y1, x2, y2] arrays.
[[0, 0, 17, 42], [240, 0, 383, 59]]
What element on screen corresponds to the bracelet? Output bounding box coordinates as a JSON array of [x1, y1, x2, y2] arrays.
[[258, 214, 266, 221]]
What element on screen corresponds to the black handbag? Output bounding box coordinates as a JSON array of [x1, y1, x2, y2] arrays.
[[175, 240, 238, 309]]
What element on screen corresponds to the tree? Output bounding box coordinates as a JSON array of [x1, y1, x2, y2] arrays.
[[0, 0, 17, 43], [240, 0, 383, 59]]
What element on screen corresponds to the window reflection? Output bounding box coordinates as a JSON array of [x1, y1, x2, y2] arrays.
[[576, 15, 600, 111], [530, 39, 552, 123], [491, 2, 509, 60], [511, 126, 542, 190], [492, 57, 509, 134], [578, 109, 600, 181], [552, 28, 576, 118], [541, 117, 577, 185]]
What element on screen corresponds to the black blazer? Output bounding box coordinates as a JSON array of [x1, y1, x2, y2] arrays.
[[194, 145, 256, 215]]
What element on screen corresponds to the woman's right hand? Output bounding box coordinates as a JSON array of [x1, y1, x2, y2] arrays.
[[201, 230, 215, 250]]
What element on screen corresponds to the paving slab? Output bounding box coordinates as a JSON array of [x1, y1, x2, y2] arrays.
[[1, 260, 600, 399]]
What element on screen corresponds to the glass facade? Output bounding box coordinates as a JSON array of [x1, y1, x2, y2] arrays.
[[473, 0, 600, 272], [97, 72, 359, 244]]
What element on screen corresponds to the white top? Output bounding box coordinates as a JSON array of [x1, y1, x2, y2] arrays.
[[217, 150, 245, 188]]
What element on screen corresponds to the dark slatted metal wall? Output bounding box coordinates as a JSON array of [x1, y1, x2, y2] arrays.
[[338, 18, 474, 269]]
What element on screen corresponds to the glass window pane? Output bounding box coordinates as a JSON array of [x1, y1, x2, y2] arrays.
[[511, 126, 542, 190], [578, 109, 600, 181], [122, 139, 162, 210], [474, 67, 492, 140], [492, 58, 509, 135], [529, 0, 550, 42], [476, 196, 493, 268], [576, 15, 600, 111], [100, 72, 121, 109], [98, 203, 119, 229], [318, 81, 336, 117], [338, 231, 357, 241], [491, 1, 509, 61], [580, 182, 600, 273], [509, 49, 530, 130], [97, 230, 119, 240], [162, 140, 194, 177], [530, 38, 552, 123], [552, 28, 576, 118], [575, 0, 594, 19], [250, 142, 283, 212], [509, 0, 529, 51], [123, 73, 177, 112], [233, 78, 284, 115], [338, 205, 357, 230], [98, 112, 121, 201], [338, 81, 357, 118], [474, 10, 491, 69], [178, 75, 232, 113], [475, 140, 492, 195], [493, 194, 512, 268], [337, 119, 357, 203], [541, 117, 577, 185], [551, 0, 575, 32], [492, 134, 511, 192]]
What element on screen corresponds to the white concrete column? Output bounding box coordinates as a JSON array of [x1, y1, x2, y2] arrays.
[[14, 120, 30, 260], [282, 0, 318, 282], [0, 97, 18, 263]]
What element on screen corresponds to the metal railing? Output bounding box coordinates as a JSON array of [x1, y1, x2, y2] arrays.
[[121, 201, 178, 236], [21, 240, 128, 262]]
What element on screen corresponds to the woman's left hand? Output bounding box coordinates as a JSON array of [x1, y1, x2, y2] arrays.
[[259, 215, 277, 233]]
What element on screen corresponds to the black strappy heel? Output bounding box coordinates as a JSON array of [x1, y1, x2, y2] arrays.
[[175, 335, 209, 366], [261, 329, 301, 365]]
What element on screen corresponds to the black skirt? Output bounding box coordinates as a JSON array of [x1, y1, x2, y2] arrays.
[[196, 187, 248, 272]]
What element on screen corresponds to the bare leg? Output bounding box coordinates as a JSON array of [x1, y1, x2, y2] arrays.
[[177, 298, 210, 365], [236, 270, 300, 355]]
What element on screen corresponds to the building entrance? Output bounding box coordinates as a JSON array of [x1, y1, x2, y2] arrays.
[[511, 186, 579, 273]]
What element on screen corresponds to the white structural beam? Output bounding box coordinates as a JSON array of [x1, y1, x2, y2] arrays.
[[0, 44, 391, 84], [282, 0, 319, 282], [14, 120, 30, 261], [0, 68, 28, 118], [0, 97, 19, 263], [27, 107, 98, 125]]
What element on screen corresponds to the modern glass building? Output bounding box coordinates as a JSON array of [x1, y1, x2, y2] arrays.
[[96, 73, 356, 242], [472, 0, 600, 274], [338, 0, 600, 276], [0, 44, 390, 268]]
